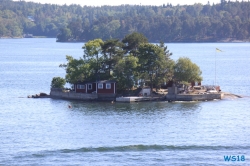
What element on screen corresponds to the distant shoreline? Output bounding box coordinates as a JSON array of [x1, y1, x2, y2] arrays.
[[0, 36, 55, 39], [1, 37, 249, 43], [55, 37, 250, 43]]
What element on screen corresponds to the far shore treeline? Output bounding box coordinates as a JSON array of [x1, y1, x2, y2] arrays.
[[52, 33, 202, 92], [1, 0, 250, 42]]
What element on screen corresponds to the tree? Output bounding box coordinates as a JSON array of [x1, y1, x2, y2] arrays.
[[68, 19, 83, 40], [158, 41, 173, 58], [101, 39, 124, 76], [59, 55, 92, 84], [2, 0, 250, 41], [103, 20, 121, 39], [82, 39, 104, 77], [82, 39, 104, 59], [0, 24, 7, 37], [174, 57, 202, 84], [113, 55, 139, 91], [137, 43, 172, 89], [122, 32, 148, 56], [51, 77, 66, 88], [56, 28, 72, 42]]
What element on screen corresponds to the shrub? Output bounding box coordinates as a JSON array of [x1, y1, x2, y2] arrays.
[[51, 77, 66, 89]]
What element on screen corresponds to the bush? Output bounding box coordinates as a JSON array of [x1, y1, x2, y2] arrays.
[[51, 77, 66, 89]]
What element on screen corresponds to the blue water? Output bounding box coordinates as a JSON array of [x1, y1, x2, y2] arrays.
[[0, 38, 250, 165]]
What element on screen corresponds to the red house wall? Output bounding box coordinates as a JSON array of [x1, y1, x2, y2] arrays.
[[86, 83, 96, 93], [75, 82, 116, 94], [75, 84, 87, 93], [97, 83, 115, 94]]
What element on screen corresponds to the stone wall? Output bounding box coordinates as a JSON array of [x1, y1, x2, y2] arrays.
[[50, 90, 98, 100], [50, 89, 117, 101], [97, 94, 116, 101], [167, 93, 224, 101], [168, 87, 178, 95]]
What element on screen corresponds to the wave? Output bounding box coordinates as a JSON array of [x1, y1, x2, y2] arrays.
[[58, 144, 249, 153], [13, 144, 249, 161]]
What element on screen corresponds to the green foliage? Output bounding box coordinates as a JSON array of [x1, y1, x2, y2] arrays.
[[56, 28, 72, 42], [113, 55, 139, 91], [82, 39, 104, 59], [82, 39, 104, 77], [137, 43, 173, 89], [2, 1, 250, 41], [59, 55, 93, 84], [101, 39, 124, 76], [67, 19, 83, 40], [51, 77, 66, 88], [122, 32, 148, 56], [59, 34, 201, 91], [174, 57, 203, 83]]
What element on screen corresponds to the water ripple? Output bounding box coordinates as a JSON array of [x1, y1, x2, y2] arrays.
[[27, 145, 250, 155]]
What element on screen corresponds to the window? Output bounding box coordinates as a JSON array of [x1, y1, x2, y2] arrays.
[[77, 85, 85, 89], [98, 83, 103, 89], [106, 83, 111, 89], [88, 84, 92, 90]]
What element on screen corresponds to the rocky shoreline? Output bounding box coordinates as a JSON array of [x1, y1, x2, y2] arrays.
[[27, 91, 243, 101], [27, 92, 50, 98]]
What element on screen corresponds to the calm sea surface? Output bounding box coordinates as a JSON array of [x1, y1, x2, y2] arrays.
[[0, 38, 250, 165]]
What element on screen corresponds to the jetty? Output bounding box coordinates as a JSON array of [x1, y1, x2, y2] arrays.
[[115, 85, 226, 102], [116, 96, 163, 102], [165, 86, 224, 102]]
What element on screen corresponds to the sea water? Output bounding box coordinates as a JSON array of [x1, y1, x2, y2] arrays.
[[0, 38, 249, 165]]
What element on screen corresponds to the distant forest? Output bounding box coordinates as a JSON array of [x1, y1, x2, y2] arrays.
[[0, 0, 250, 42]]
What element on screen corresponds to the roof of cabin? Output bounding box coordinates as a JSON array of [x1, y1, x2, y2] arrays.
[[95, 80, 116, 83], [75, 80, 116, 84]]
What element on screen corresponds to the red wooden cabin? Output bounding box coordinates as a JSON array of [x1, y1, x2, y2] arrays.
[[74, 80, 117, 94]]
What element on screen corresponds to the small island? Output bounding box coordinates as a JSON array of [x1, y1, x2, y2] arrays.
[[48, 32, 225, 102]]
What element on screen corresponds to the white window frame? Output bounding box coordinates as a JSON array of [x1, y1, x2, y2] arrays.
[[98, 83, 103, 89], [106, 83, 111, 89], [88, 84, 92, 90], [77, 84, 85, 89]]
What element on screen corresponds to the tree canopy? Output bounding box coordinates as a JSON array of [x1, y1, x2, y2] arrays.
[[0, 0, 249, 42], [137, 43, 173, 89], [174, 57, 203, 84], [59, 33, 202, 92], [122, 32, 148, 56], [51, 77, 66, 88], [113, 55, 139, 91]]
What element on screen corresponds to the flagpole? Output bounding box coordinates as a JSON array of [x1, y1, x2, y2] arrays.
[[215, 49, 216, 86], [215, 48, 222, 86]]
